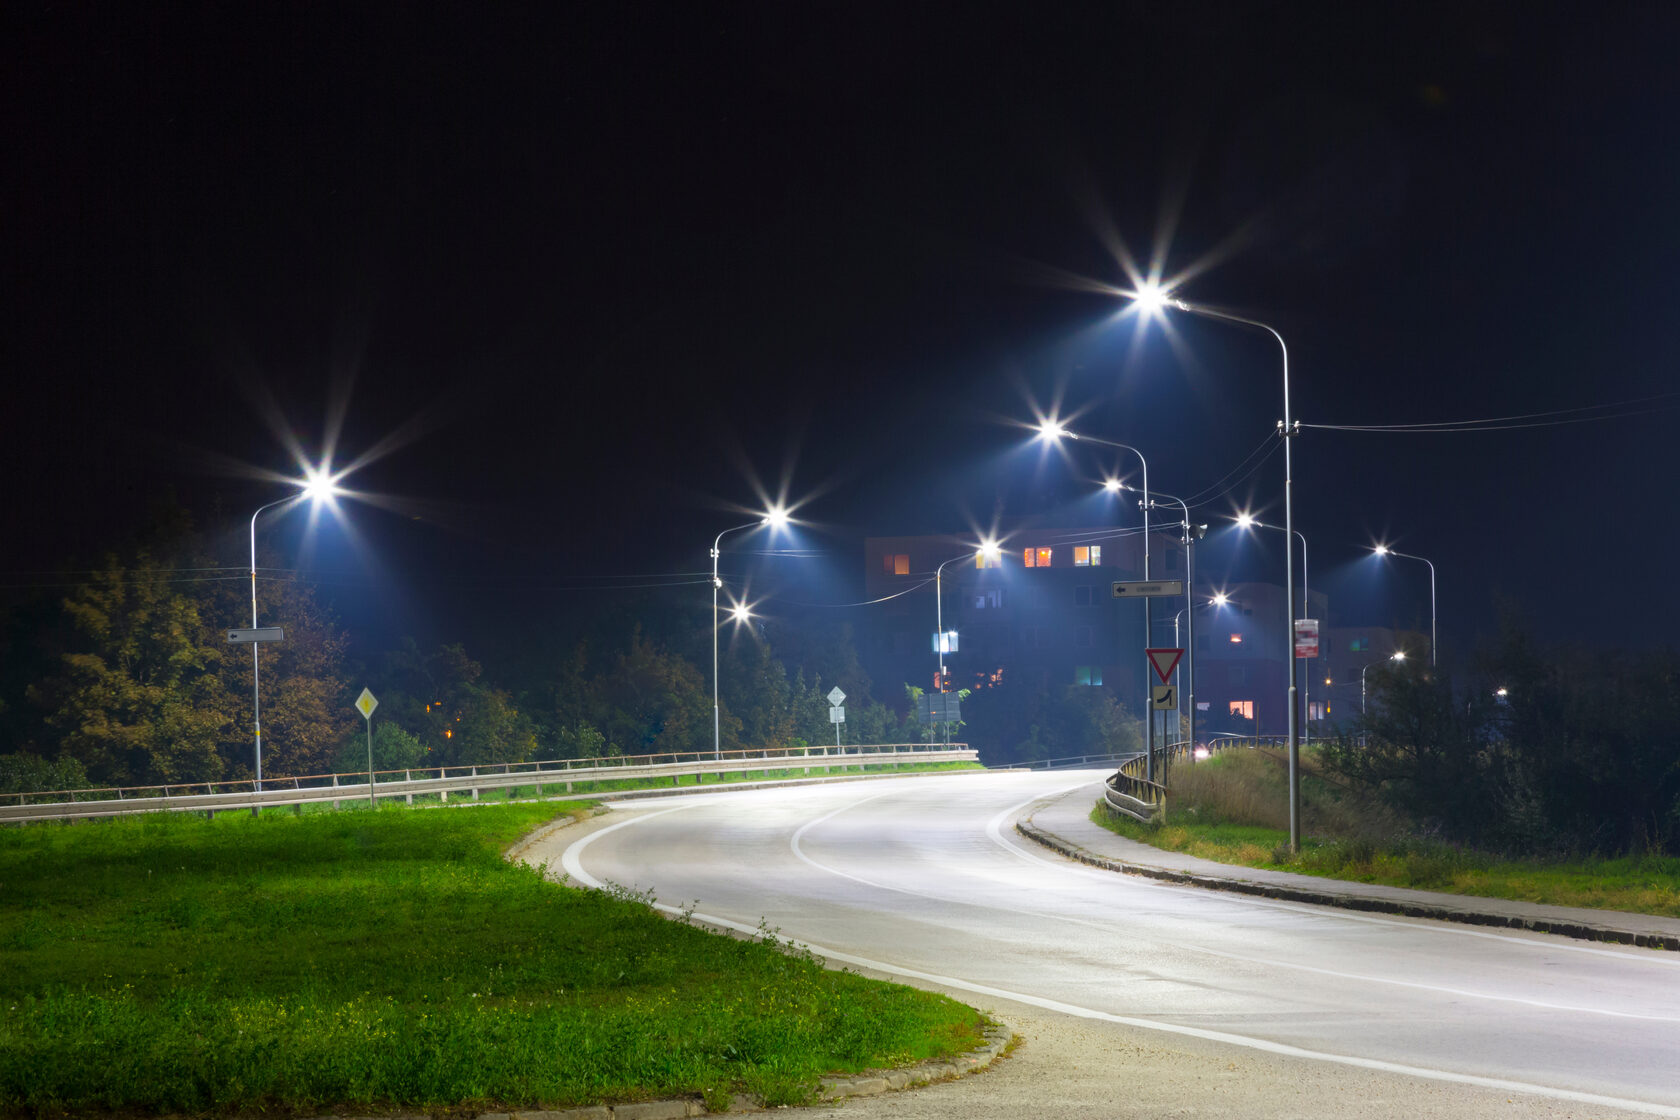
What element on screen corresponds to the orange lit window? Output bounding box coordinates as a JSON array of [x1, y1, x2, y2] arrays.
[[1229, 633, 1243, 644], [1022, 548, 1035, 568], [1035, 548, 1052, 567], [883, 553, 909, 575], [1074, 546, 1089, 566], [1229, 700, 1254, 719]]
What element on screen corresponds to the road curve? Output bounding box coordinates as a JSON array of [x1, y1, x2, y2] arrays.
[[544, 770, 1680, 1117]]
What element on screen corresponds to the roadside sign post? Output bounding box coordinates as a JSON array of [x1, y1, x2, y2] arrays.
[[827, 687, 846, 747], [1146, 649, 1185, 775], [355, 688, 379, 808], [1113, 584, 1183, 779]]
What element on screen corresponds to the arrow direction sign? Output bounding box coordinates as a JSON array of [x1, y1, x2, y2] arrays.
[[1111, 580, 1185, 599], [827, 686, 847, 707], [227, 627, 284, 644], [1146, 647, 1184, 684], [1151, 684, 1177, 711]]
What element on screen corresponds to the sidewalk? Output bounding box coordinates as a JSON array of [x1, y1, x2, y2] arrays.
[[1017, 779, 1680, 952]]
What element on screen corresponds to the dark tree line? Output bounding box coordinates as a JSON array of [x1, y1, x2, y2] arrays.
[[1, 511, 1149, 792], [1325, 618, 1680, 855]]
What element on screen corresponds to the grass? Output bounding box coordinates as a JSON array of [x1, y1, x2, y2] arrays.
[[0, 803, 986, 1115], [1091, 748, 1680, 918]]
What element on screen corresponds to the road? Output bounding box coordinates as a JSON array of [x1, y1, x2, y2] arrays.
[[539, 770, 1680, 1117]]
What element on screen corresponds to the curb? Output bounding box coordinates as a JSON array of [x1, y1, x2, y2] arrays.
[[1016, 817, 1680, 952], [462, 1021, 1015, 1119]]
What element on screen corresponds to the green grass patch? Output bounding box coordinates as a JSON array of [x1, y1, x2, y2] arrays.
[[0, 804, 986, 1114], [1092, 748, 1680, 917]]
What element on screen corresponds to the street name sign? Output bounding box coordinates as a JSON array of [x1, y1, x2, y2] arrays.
[[1111, 580, 1185, 599], [1146, 648, 1184, 684], [827, 686, 847, 706], [227, 627, 284, 644], [1151, 684, 1177, 711]]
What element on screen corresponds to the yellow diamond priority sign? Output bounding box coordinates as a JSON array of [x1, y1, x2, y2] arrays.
[[355, 687, 378, 720]]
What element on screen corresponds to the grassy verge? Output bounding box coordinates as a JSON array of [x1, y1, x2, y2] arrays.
[[0, 804, 986, 1114], [1090, 748, 1680, 918]]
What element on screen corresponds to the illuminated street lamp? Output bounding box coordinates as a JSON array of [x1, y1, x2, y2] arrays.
[[934, 539, 1000, 690], [1233, 513, 1313, 745], [932, 538, 1000, 746], [248, 465, 344, 791], [1373, 544, 1438, 666], [712, 506, 788, 760], [1362, 650, 1407, 714], [1040, 422, 1161, 776], [1129, 287, 1303, 852]]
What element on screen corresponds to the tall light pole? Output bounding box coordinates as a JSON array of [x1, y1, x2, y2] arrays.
[[933, 538, 1000, 746], [248, 467, 342, 791], [1128, 284, 1303, 851], [1235, 514, 1312, 745], [1147, 490, 1203, 769], [1038, 421, 1158, 778], [1373, 545, 1438, 666], [712, 506, 788, 761]]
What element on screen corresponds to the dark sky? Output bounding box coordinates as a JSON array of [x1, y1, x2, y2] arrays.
[[5, 3, 1678, 660]]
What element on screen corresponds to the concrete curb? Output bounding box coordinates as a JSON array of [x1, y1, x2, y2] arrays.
[[461, 1021, 1015, 1118], [1016, 817, 1680, 952]]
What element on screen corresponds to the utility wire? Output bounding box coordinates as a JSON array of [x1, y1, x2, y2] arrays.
[[1303, 390, 1680, 433]]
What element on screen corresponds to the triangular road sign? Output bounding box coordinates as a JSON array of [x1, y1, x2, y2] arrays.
[[1145, 648, 1184, 684]]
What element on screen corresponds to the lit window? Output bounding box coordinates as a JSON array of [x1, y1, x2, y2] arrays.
[[1038, 548, 1052, 567], [1075, 665, 1103, 686], [1350, 636, 1369, 652], [1090, 545, 1101, 565], [1228, 700, 1254, 720], [1229, 633, 1243, 644], [975, 551, 1001, 569], [973, 588, 1003, 609], [1022, 548, 1034, 568], [1074, 546, 1091, 566], [884, 553, 910, 575]]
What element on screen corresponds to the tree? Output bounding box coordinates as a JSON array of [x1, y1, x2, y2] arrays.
[[32, 553, 234, 784]]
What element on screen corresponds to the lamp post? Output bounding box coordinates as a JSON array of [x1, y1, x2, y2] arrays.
[[1128, 285, 1303, 851], [1039, 422, 1159, 778], [1362, 650, 1408, 713], [933, 538, 1000, 746], [1234, 514, 1312, 745], [712, 506, 788, 761], [248, 468, 341, 791], [1148, 490, 1204, 769], [1373, 545, 1438, 666]]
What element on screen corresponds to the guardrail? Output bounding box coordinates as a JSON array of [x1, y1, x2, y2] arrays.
[[1102, 736, 1287, 823], [1016, 751, 1139, 771], [0, 742, 976, 824]]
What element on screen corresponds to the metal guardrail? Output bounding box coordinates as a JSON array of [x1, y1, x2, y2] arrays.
[[0, 743, 976, 824], [1016, 751, 1138, 771], [1102, 736, 1286, 823]]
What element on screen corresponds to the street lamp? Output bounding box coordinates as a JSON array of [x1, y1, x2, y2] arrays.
[[248, 466, 344, 790], [1362, 650, 1407, 714], [933, 538, 1001, 745], [1372, 544, 1438, 666], [1233, 513, 1313, 745], [1129, 288, 1303, 851], [1146, 489, 1204, 767], [712, 506, 788, 760], [1040, 422, 1160, 776]]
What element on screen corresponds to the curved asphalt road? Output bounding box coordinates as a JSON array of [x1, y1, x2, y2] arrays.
[[549, 770, 1680, 1116]]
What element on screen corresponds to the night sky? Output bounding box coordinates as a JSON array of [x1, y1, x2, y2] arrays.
[[6, 3, 1678, 663]]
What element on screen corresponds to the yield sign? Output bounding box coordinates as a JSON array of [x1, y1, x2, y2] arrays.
[[1146, 648, 1184, 684]]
